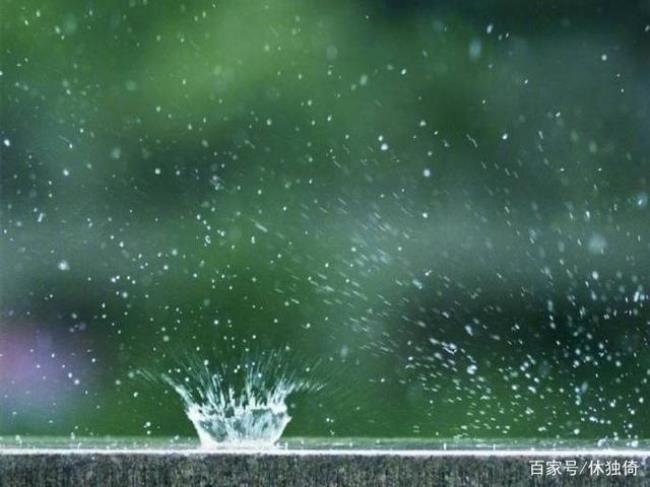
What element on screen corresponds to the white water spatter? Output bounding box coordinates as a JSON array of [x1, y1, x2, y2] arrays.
[[162, 355, 315, 449]]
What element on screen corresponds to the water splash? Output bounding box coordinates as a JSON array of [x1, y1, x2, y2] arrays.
[[162, 354, 314, 449]]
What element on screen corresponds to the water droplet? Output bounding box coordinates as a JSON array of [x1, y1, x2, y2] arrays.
[[468, 39, 482, 61], [588, 233, 607, 255]]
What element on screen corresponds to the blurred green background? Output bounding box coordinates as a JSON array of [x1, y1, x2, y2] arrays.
[[1, 0, 649, 442]]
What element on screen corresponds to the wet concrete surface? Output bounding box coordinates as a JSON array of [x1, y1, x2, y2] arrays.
[[1, 448, 648, 486]]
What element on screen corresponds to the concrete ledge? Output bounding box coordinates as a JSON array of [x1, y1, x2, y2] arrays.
[[1, 450, 648, 486]]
